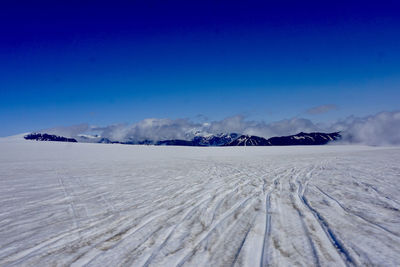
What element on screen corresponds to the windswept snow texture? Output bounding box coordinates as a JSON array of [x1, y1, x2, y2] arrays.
[[0, 139, 399, 266]]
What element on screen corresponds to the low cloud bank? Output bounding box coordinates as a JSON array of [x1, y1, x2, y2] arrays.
[[43, 111, 400, 146], [330, 111, 400, 146], [91, 116, 324, 142]]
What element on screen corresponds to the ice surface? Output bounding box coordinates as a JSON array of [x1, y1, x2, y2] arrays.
[[0, 137, 399, 266]]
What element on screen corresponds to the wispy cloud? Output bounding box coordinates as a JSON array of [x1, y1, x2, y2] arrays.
[[306, 104, 338, 115]]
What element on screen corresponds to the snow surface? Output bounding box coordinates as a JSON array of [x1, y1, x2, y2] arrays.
[[0, 137, 399, 266]]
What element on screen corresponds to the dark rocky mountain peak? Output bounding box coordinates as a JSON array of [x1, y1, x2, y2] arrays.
[[24, 133, 77, 143]]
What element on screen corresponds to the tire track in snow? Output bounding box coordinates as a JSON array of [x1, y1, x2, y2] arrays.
[[0, 212, 118, 266], [260, 192, 272, 267], [94, 173, 248, 265], [314, 185, 400, 239], [297, 170, 355, 267], [260, 167, 295, 267], [231, 222, 253, 267], [286, 167, 321, 267], [141, 196, 216, 267], [175, 196, 256, 267], [76, 194, 215, 266], [78, 168, 238, 266], [58, 176, 79, 229], [119, 179, 253, 266]]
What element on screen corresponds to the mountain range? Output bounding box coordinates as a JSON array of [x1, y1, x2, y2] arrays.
[[24, 132, 341, 146]]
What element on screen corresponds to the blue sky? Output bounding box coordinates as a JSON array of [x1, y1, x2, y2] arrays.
[[1, 1, 400, 136]]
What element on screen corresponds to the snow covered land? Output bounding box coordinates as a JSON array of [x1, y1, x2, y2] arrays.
[[0, 136, 399, 266]]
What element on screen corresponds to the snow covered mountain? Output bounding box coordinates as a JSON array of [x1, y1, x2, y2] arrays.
[[155, 132, 341, 146], [226, 132, 341, 146], [267, 132, 341, 146], [224, 135, 271, 146], [158, 133, 240, 146], [192, 133, 240, 146], [24, 132, 341, 146]]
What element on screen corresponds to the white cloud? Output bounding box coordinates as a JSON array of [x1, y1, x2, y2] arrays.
[[330, 111, 400, 146], [40, 110, 400, 146], [92, 118, 204, 142]]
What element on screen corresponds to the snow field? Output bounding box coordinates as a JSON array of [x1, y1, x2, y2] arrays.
[[0, 139, 399, 266]]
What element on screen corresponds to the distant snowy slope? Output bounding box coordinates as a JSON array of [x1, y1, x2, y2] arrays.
[[0, 133, 30, 143]]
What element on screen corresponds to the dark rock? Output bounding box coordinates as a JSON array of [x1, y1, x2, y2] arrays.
[[24, 133, 77, 143], [156, 139, 196, 146], [267, 132, 341, 146]]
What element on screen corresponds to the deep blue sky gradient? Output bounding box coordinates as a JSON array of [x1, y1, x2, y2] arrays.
[[1, 1, 400, 136]]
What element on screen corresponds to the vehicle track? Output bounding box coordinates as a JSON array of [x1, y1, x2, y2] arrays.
[[297, 173, 356, 267]]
